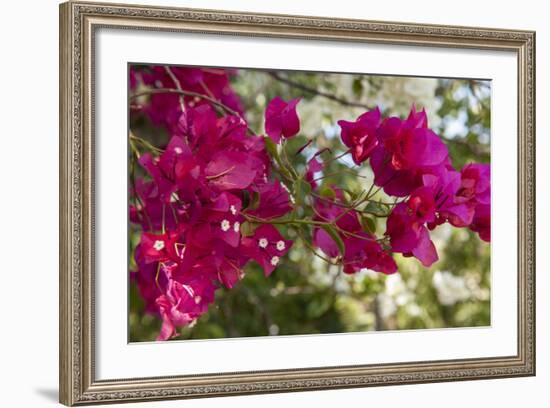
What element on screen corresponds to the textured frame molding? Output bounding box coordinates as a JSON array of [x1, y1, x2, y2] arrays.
[[59, 1, 536, 405]]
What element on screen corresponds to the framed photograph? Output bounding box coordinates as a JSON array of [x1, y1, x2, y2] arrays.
[[59, 1, 536, 405]]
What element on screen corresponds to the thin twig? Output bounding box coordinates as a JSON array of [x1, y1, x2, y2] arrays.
[[311, 192, 389, 218], [129, 133, 164, 154], [130, 88, 256, 135], [323, 149, 351, 166], [268, 71, 373, 111], [243, 214, 327, 227], [444, 137, 490, 157], [312, 169, 368, 182], [164, 66, 186, 113]]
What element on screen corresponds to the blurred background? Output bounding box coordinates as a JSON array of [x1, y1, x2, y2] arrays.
[[129, 67, 491, 342]]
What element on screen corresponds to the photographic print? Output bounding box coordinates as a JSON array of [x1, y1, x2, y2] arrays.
[[128, 65, 491, 342], [60, 3, 535, 404]]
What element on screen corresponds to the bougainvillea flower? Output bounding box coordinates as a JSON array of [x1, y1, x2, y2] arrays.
[[135, 65, 243, 133], [406, 186, 437, 224], [213, 255, 246, 289], [386, 204, 420, 253], [131, 261, 165, 314], [420, 163, 490, 231], [205, 150, 259, 191], [408, 227, 439, 267], [361, 240, 398, 274], [338, 108, 381, 164], [144, 92, 183, 130], [370, 106, 450, 197], [265, 97, 301, 143], [130, 178, 184, 231], [377, 108, 448, 170], [344, 237, 398, 275], [248, 180, 292, 219], [203, 242, 249, 289], [307, 156, 323, 173], [202, 192, 244, 248], [177, 104, 219, 147], [314, 228, 397, 275], [135, 230, 185, 265], [160, 66, 243, 114], [456, 163, 491, 205], [337, 234, 372, 274], [386, 202, 438, 267], [422, 167, 476, 228], [312, 227, 340, 259], [305, 156, 323, 189], [312, 193, 397, 274], [405, 104, 428, 128], [180, 105, 247, 156], [156, 276, 216, 341], [370, 146, 421, 197], [174, 106, 269, 189], [241, 224, 292, 276], [139, 135, 202, 203], [469, 203, 491, 242]]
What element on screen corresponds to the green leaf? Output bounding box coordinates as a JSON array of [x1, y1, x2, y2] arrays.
[[361, 215, 377, 234], [264, 136, 278, 157], [364, 201, 388, 217], [341, 188, 364, 203], [264, 136, 294, 180], [294, 178, 312, 205], [318, 185, 336, 199], [321, 224, 345, 257]]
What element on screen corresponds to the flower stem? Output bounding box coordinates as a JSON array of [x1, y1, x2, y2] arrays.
[[164, 66, 186, 113], [324, 149, 351, 166], [129, 133, 164, 154], [243, 214, 327, 227]]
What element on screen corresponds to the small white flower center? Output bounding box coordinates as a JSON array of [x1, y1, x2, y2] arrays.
[[153, 240, 165, 251], [258, 238, 268, 248], [194, 295, 202, 304], [276, 240, 286, 251], [230, 205, 237, 215], [233, 221, 240, 233], [220, 219, 231, 232], [270, 256, 280, 266], [174, 147, 183, 154]]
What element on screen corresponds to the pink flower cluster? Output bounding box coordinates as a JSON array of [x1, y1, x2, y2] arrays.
[[130, 66, 490, 340], [131, 65, 243, 133], [338, 107, 491, 266], [131, 108, 297, 340]]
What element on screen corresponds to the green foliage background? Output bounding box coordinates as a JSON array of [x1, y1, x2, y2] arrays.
[[129, 68, 491, 342]]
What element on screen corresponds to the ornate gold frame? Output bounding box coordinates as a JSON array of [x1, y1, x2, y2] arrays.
[[59, 1, 536, 405]]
